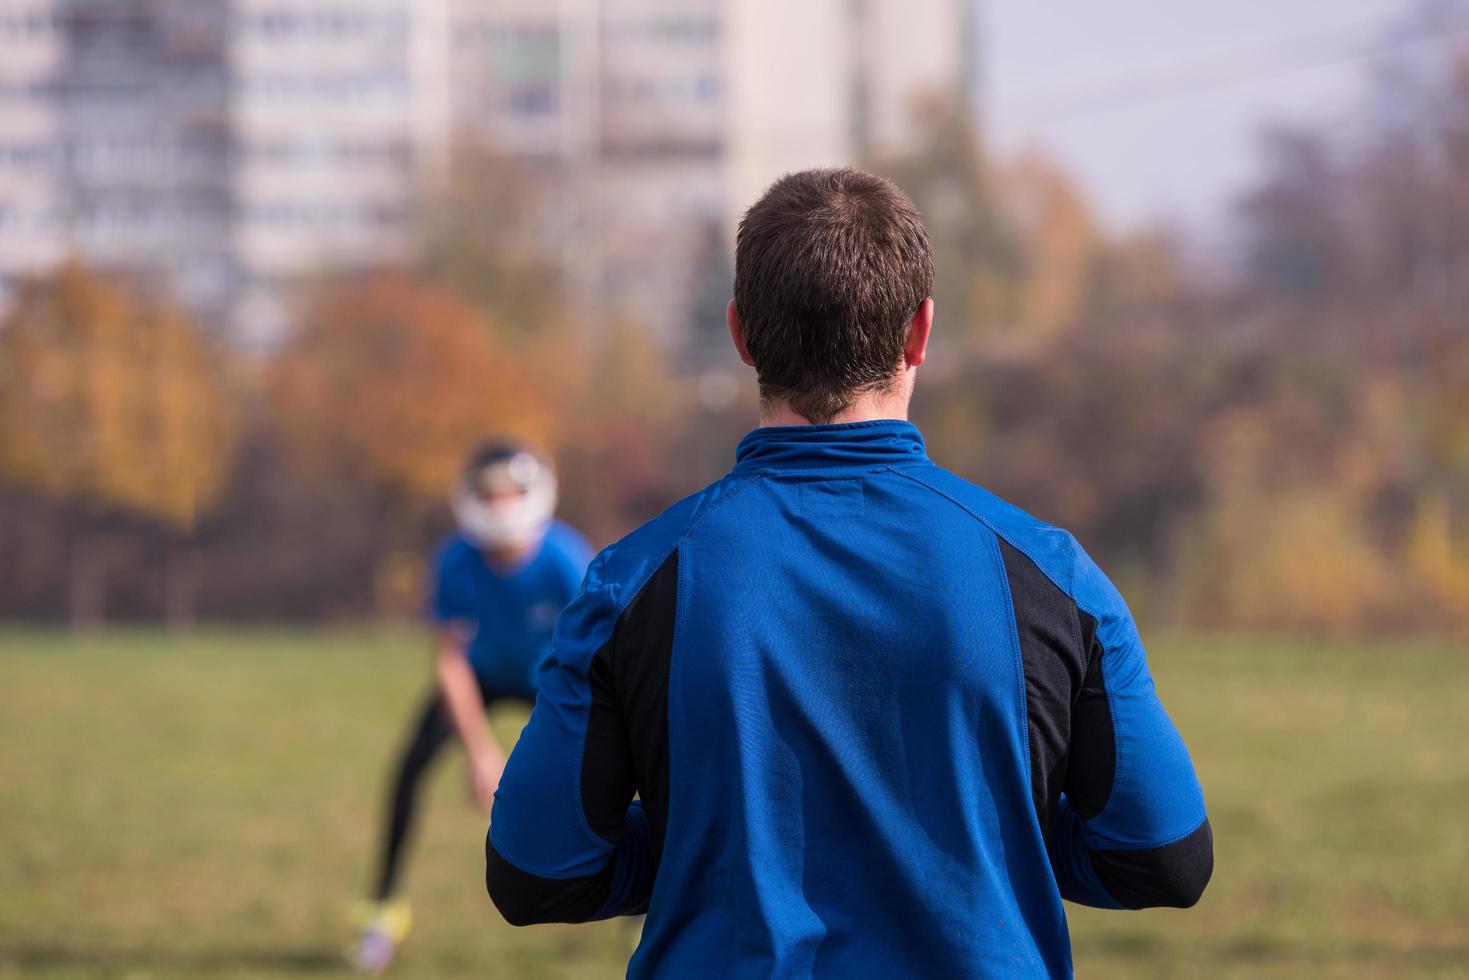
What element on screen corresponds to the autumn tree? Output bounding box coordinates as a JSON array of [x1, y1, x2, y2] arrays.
[[1000, 152, 1103, 339], [870, 97, 1024, 343], [416, 139, 569, 342], [551, 315, 686, 543], [1211, 22, 1469, 631], [414, 137, 697, 543], [1239, 127, 1352, 303], [268, 272, 554, 610], [0, 262, 237, 626]]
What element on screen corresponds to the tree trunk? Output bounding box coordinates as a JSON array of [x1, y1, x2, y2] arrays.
[[68, 515, 105, 630], [163, 543, 198, 632]]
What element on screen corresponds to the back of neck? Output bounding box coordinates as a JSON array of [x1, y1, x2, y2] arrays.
[[759, 391, 911, 428]]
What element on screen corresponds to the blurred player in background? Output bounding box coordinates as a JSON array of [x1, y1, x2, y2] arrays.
[[353, 441, 591, 974]]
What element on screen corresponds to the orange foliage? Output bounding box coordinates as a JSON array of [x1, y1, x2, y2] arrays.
[[268, 272, 552, 505], [0, 262, 235, 529]]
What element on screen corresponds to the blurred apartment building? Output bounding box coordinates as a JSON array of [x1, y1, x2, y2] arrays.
[[0, 0, 445, 345], [453, 0, 983, 340], [0, 0, 978, 345]]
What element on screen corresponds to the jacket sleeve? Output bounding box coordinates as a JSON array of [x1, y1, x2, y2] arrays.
[[485, 551, 654, 925], [1048, 540, 1213, 910]]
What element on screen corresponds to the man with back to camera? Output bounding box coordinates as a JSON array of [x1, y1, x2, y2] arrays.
[[484, 168, 1212, 978], [352, 441, 591, 974]]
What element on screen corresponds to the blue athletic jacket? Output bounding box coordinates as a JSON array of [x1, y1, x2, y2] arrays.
[[487, 420, 1211, 979]]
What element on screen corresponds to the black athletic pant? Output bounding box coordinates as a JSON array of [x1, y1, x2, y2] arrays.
[[372, 682, 520, 901]]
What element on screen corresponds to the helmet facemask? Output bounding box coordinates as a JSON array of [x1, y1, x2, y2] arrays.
[[452, 449, 558, 552]]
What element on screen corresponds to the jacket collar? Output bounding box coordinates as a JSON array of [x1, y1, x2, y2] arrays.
[[732, 419, 928, 475]]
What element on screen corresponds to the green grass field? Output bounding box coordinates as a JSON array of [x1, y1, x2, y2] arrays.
[[1, 629, 1466, 979]]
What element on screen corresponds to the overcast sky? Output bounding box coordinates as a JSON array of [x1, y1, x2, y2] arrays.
[[984, 0, 1420, 234]]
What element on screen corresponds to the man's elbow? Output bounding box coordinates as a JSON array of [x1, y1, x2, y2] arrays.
[[485, 837, 614, 926], [1092, 818, 1214, 909], [487, 846, 567, 928], [485, 845, 541, 927]]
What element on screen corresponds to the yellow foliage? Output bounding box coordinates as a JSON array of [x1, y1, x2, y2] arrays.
[[1175, 486, 1392, 633], [0, 262, 236, 529], [1407, 493, 1469, 628], [1423, 337, 1469, 473], [1001, 152, 1100, 338], [268, 272, 552, 505]]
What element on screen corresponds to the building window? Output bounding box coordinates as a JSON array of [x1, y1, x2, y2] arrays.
[[507, 85, 556, 116]]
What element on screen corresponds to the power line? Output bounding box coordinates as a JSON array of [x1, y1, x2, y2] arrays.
[[1001, 16, 1469, 125]]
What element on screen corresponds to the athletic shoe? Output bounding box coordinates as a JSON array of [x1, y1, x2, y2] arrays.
[[350, 899, 412, 975]]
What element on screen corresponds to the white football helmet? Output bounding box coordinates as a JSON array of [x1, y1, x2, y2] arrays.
[[451, 442, 558, 551]]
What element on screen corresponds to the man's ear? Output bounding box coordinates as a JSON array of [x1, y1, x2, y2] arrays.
[[727, 299, 756, 367], [905, 298, 934, 367]]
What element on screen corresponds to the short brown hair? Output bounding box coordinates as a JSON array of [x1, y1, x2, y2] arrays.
[[734, 167, 934, 424]]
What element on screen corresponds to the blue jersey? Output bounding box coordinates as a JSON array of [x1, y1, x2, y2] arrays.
[[487, 421, 1211, 977], [428, 519, 592, 702]]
